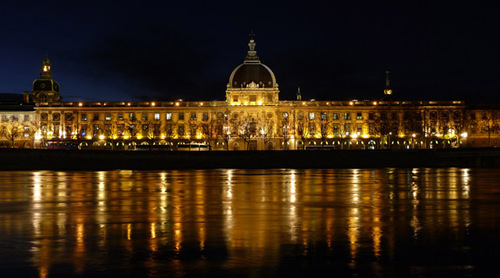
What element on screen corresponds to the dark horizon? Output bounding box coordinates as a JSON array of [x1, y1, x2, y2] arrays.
[[1, 1, 498, 103]]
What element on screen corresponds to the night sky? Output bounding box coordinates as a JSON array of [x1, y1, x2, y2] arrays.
[[0, 1, 498, 103]]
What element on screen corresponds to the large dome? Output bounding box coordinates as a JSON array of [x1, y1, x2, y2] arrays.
[[228, 38, 276, 89], [229, 63, 275, 89]]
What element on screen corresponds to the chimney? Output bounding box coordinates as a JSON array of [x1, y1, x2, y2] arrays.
[[22, 91, 30, 103]]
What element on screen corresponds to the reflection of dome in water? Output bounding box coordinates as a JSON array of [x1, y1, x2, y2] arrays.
[[228, 38, 276, 89]]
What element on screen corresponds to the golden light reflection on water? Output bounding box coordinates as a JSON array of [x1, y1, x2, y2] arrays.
[[0, 168, 488, 277], [288, 169, 298, 243]]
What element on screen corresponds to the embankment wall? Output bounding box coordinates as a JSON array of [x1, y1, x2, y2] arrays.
[[1, 148, 499, 170]]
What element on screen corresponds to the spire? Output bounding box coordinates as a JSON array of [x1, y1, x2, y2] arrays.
[[384, 70, 392, 95], [297, 86, 302, 100], [245, 31, 260, 62]]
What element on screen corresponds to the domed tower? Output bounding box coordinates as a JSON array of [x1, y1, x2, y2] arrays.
[[32, 56, 61, 104], [226, 36, 279, 105]]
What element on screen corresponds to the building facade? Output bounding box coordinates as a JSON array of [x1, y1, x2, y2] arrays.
[[1, 38, 500, 150]]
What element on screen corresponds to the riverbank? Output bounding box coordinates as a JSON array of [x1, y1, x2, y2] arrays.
[[1, 148, 500, 170]]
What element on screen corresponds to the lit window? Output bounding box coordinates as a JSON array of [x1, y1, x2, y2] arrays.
[[154, 113, 160, 120], [54, 124, 60, 137], [309, 112, 315, 120], [129, 113, 136, 121], [105, 124, 112, 136], [309, 123, 315, 135], [356, 113, 362, 120], [166, 112, 172, 121], [81, 114, 87, 121], [369, 124, 375, 135], [178, 125, 185, 136], [321, 112, 327, 120], [80, 125, 87, 136], [118, 113, 124, 121], [344, 113, 351, 120], [333, 113, 338, 120], [345, 123, 351, 134], [105, 113, 111, 121]]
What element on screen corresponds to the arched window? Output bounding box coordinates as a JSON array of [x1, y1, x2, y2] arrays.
[[39, 93, 47, 102]]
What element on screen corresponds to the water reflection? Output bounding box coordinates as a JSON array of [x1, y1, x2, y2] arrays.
[[0, 168, 498, 277]]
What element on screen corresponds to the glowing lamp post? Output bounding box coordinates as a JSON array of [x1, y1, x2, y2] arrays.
[[460, 132, 468, 147]]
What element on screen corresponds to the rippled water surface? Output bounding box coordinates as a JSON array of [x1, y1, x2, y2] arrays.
[[1, 168, 500, 277]]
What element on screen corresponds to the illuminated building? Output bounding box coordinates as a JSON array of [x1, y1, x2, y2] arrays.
[[0, 94, 36, 148], [1, 38, 500, 149]]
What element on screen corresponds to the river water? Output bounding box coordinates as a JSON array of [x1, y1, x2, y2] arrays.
[[1, 168, 499, 277]]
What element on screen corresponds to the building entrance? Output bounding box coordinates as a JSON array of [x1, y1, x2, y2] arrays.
[[249, 140, 258, 151]]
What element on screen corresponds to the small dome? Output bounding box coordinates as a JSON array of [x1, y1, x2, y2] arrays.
[[33, 79, 60, 92], [31, 56, 61, 103], [228, 38, 277, 89]]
